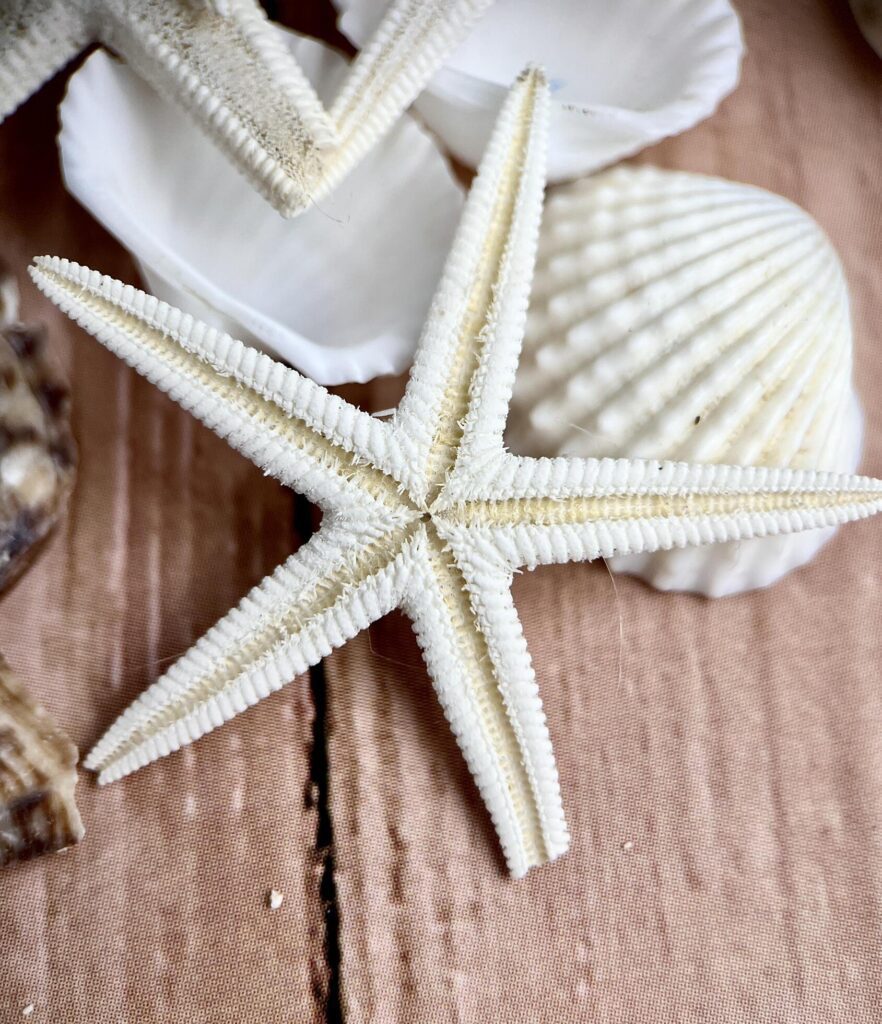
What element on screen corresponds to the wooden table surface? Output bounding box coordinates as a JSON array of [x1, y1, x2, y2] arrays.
[[2, 2, 882, 1022]]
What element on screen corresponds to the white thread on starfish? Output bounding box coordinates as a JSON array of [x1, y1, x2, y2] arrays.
[[30, 71, 882, 877], [0, 0, 493, 216]]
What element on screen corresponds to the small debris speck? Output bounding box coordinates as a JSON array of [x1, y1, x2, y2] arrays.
[[621, 840, 635, 853], [22, 1005, 34, 1018], [268, 889, 284, 910], [694, 415, 701, 425]]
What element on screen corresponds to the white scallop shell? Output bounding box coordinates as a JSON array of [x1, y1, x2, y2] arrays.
[[509, 166, 863, 597], [335, 0, 744, 181], [57, 31, 464, 386]]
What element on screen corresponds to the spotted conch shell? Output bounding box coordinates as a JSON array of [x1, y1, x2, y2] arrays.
[[0, 265, 77, 592], [1, 656, 84, 866], [0, 266, 81, 866]]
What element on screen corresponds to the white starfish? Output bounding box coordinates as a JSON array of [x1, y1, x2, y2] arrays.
[[0, 0, 492, 216], [30, 71, 882, 877]]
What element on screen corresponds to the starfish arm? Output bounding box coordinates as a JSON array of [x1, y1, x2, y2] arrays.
[[0, 0, 92, 122], [86, 515, 416, 784], [30, 257, 409, 515], [441, 452, 882, 569], [403, 524, 569, 878], [393, 67, 548, 504], [99, 0, 336, 217], [322, 0, 494, 199]]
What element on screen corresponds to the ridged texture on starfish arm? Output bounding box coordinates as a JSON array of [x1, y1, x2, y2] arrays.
[[436, 454, 882, 570], [403, 530, 569, 875], [102, 0, 336, 216], [30, 71, 882, 877], [0, 0, 92, 122], [0, 0, 492, 216], [28, 258, 410, 516], [394, 60, 547, 502], [86, 517, 418, 784], [323, 0, 494, 199]]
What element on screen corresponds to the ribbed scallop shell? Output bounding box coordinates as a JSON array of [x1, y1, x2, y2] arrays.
[[509, 165, 862, 596]]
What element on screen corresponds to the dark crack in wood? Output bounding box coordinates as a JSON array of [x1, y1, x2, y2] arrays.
[[294, 494, 343, 1024]]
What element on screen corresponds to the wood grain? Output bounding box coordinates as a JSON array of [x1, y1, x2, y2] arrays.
[[3, 2, 882, 1022], [0, 67, 326, 1023], [323, 2, 882, 1021]]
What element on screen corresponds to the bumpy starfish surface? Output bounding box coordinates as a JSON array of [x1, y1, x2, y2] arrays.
[[30, 72, 882, 877], [0, 0, 491, 216]]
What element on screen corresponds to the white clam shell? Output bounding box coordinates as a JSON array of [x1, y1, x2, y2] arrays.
[[509, 166, 863, 597], [58, 32, 464, 386], [335, 0, 744, 181]]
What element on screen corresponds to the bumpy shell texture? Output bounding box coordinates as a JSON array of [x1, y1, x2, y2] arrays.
[[509, 166, 862, 596], [0, 268, 76, 593], [0, 657, 84, 867]]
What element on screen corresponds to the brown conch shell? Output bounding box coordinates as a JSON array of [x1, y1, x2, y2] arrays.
[[0, 656, 84, 866], [0, 264, 76, 593]]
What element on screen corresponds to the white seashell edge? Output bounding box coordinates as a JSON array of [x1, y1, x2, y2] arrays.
[[335, 0, 744, 181], [57, 30, 465, 386]]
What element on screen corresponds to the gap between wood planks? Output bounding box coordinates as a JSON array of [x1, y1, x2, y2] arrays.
[[294, 493, 344, 1024]]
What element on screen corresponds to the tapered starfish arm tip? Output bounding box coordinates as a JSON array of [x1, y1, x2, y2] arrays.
[[83, 517, 418, 784], [32, 66, 882, 878], [29, 254, 407, 513]]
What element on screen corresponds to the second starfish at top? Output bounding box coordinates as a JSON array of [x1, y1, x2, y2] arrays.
[[0, 0, 493, 215]]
